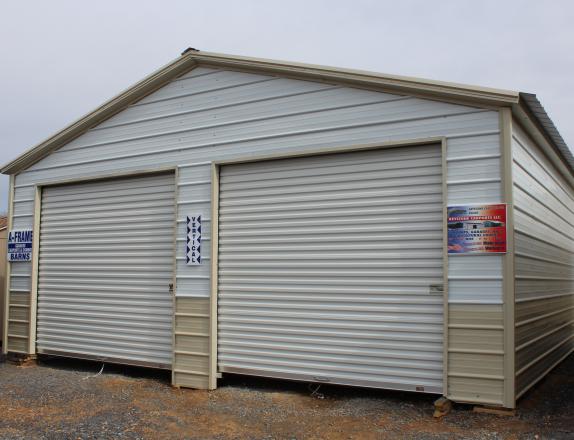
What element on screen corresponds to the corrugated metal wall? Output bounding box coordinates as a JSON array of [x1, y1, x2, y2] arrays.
[[218, 144, 444, 393], [4, 66, 504, 400], [512, 122, 574, 399], [36, 173, 176, 367]]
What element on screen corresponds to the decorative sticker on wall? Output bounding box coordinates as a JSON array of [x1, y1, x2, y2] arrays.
[[8, 229, 33, 262], [447, 204, 507, 254], [186, 215, 202, 265]]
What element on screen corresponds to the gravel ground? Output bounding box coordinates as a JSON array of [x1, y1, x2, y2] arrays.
[[0, 354, 572, 440]]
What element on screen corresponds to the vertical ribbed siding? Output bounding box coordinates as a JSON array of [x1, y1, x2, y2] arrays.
[[217, 144, 445, 393], [512, 123, 574, 398], [36, 173, 176, 367]]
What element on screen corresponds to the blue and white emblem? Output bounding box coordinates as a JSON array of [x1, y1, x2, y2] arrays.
[[186, 215, 202, 265]]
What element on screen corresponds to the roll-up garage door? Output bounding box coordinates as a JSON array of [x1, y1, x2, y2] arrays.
[[217, 144, 445, 393], [36, 173, 176, 368]]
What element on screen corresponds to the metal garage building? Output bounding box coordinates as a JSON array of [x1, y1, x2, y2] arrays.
[[2, 49, 573, 409]]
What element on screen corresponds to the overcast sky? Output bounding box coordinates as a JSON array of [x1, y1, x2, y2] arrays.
[[1, 0, 572, 213]]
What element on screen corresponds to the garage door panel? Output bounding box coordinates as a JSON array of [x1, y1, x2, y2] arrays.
[[219, 195, 443, 215], [219, 291, 442, 302], [220, 203, 441, 222], [39, 245, 174, 255], [219, 357, 443, 386], [220, 241, 442, 250], [220, 282, 440, 294], [220, 156, 442, 181], [219, 308, 441, 324], [220, 147, 441, 180], [42, 183, 175, 205], [219, 187, 441, 208], [37, 290, 173, 302], [38, 297, 173, 310], [38, 339, 171, 364], [218, 145, 444, 392], [219, 259, 442, 269], [219, 223, 443, 238], [41, 219, 175, 234], [219, 332, 441, 351], [37, 313, 173, 329], [219, 212, 443, 230], [221, 174, 442, 199], [220, 347, 443, 370], [41, 201, 175, 219], [41, 192, 175, 211], [43, 173, 174, 195], [36, 172, 175, 367], [39, 215, 173, 229], [220, 322, 442, 341], [219, 268, 443, 277], [37, 302, 173, 317]]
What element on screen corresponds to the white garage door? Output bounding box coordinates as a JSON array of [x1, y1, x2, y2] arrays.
[[217, 145, 445, 393], [36, 173, 176, 368]]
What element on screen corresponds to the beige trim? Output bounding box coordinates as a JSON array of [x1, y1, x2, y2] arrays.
[[27, 186, 42, 354], [500, 108, 516, 408], [441, 138, 449, 397], [191, 52, 518, 104], [209, 163, 220, 390], [2, 175, 14, 354], [1, 50, 520, 175], [170, 167, 180, 386], [197, 62, 504, 112]]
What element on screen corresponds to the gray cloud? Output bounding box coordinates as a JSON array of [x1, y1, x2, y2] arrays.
[[1, 0, 572, 212]]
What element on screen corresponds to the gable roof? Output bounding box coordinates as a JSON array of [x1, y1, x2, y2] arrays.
[[1, 49, 570, 175]]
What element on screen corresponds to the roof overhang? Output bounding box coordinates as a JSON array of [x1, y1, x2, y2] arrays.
[[4, 49, 569, 176]]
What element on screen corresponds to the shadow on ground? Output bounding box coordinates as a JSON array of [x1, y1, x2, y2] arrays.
[[0, 354, 572, 439]]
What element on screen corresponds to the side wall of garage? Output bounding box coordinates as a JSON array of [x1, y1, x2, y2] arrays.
[[512, 122, 574, 399], [3, 66, 506, 402]]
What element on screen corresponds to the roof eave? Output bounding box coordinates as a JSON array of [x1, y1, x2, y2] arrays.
[[512, 95, 574, 183], [0, 50, 523, 175], [191, 51, 520, 106]]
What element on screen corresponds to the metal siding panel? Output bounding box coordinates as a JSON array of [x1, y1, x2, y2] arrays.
[[448, 255, 503, 304], [448, 303, 503, 327], [218, 145, 444, 393], [172, 297, 211, 388], [512, 122, 574, 397], [36, 173, 176, 367], [31, 99, 485, 171], [448, 302, 504, 405]]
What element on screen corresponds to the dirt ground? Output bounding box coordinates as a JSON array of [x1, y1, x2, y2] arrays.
[[0, 355, 572, 440]]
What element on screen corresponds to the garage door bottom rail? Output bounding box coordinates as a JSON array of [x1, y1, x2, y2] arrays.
[[219, 366, 443, 394], [36, 349, 172, 370]]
